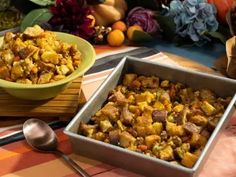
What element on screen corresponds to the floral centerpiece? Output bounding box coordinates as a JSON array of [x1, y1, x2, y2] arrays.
[[16, 0, 235, 47], [17, 0, 233, 46]]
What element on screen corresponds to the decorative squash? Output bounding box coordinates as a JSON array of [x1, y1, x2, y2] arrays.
[[90, 0, 128, 26], [208, 0, 234, 24]]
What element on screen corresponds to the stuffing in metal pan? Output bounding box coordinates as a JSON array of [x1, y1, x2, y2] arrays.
[[79, 74, 231, 168]]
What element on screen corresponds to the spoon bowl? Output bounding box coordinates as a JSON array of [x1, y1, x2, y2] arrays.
[[23, 119, 58, 151], [23, 118, 90, 177]]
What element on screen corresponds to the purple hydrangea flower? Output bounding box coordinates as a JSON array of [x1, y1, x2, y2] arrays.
[[168, 0, 218, 42]]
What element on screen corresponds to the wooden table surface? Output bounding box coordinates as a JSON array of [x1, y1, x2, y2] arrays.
[[162, 52, 220, 74]]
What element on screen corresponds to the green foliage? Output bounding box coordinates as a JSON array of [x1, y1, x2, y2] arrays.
[[205, 31, 227, 44], [28, 0, 55, 6], [20, 8, 53, 31], [132, 30, 153, 42], [155, 14, 176, 41]]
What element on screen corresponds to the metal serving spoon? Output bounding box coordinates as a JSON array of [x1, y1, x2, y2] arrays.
[[23, 118, 90, 177]]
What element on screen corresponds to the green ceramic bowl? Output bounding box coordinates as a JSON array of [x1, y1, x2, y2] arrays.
[[0, 32, 96, 100]]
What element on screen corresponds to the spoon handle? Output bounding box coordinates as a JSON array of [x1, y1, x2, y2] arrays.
[[56, 150, 90, 177]]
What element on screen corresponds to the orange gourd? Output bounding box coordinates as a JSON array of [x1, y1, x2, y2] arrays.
[[208, 0, 234, 24]]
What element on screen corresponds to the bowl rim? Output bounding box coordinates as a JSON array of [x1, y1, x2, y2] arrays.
[[0, 32, 96, 89]]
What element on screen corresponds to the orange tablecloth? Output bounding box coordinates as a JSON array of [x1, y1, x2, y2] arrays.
[[1, 45, 236, 177]]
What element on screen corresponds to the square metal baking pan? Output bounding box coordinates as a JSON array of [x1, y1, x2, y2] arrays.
[[64, 56, 236, 177]]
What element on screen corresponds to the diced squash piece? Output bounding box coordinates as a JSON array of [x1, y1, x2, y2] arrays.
[[173, 104, 184, 113], [127, 95, 135, 103], [137, 101, 149, 111], [135, 91, 155, 103], [145, 135, 160, 149], [136, 126, 146, 137], [201, 101, 216, 116], [166, 121, 185, 136], [189, 133, 207, 148], [135, 125, 155, 137], [181, 152, 198, 168], [189, 115, 208, 126], [165, 103, 172, 113], [128, 105, 138, 113], [153, 101, 165, 110], [153, 122, 163, 135], [117, 120, 125, 131], [145, 125, 156, 135]]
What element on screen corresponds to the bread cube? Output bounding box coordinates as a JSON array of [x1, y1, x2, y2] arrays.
[[166, 122, 185, 136], [175, 143, 191, 159], [139, 76, 159, 88], [100, 120, 113, 133], [119, 131, 136, 148], [160, 146, 174, 161], [101, 103, 119, 121], [136, 114, 153, 125], [160, 80, 170, 88], [123, 74, 137, 86], [38, 72, 53, 84], [79, 122, 97, 137]]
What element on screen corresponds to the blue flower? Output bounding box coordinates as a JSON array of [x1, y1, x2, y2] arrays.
[[168, 0, 218, 42]]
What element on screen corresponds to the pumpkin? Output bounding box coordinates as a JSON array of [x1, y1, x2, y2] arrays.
[[208, 0, 234, 24], [90, 0, 128, 26]]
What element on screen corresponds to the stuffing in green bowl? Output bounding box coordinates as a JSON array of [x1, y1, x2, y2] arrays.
[[0, 25, 96, 100]]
